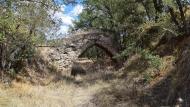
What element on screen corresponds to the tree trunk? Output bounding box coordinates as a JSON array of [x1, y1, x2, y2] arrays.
[[176, 0, 188, 35], [0, 42, 7, 80], [152, 0, 163, 12], [152, 0, 163, 21], [168, 6, 181, 30], [141, 1, 151, 20], [0, 43, 6, 70]]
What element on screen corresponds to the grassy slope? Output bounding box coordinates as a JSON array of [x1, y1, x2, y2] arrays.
[[91, 55, 176, 107]]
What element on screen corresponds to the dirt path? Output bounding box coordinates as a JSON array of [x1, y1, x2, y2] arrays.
[[0, 78, 108, 107], [72, 85, 100, 107]]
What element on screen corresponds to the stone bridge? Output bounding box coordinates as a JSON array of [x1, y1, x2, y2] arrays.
[[63, 30, 119, 58], [40, 30, 120, 71]]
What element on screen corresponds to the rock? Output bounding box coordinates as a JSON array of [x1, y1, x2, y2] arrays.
[[65, 48, 73, 52]]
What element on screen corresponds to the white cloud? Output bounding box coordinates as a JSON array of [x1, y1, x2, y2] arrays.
[[60, 15, 74, 26], [52, 6, 74, 26], [60, 5, 66, 12], [48, 4, 84, 39], [71, 4, 84, 16]]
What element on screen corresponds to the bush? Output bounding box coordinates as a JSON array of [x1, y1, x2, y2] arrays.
[[140, 49, 162, 69], [115, 46, 162, 69]]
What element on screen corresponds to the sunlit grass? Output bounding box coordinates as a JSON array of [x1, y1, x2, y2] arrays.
[[0, 76, 108, 107]]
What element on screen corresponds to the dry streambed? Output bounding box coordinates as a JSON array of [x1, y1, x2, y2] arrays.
[[0, 78, 109, 107]]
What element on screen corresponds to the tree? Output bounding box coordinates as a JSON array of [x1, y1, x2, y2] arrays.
[[73, 0, 149, 50], [0, 0, 57, 72]]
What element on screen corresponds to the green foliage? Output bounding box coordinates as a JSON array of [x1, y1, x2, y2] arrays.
[[115, 43, 137, 58], [116, 46, 162, 69], [140, 49, 162, 69], [73, 0, 188, 56], [73, 0, 190, 49], [81, 46, 107, 59], [72, 0, 151, 48], [143, 72, 153, 83], [0, 32, 5, 42], [7, 68, 17, 77], [0, 0, 57, 73], [74, 0, 147, 30]]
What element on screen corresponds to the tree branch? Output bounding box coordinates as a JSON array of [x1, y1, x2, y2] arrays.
[[176, 0, 188, 35], [167, 6, 182, 30], [18, 0, 54, 9]]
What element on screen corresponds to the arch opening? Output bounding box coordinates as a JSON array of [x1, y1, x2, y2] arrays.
[[78, 42, 115, 58]]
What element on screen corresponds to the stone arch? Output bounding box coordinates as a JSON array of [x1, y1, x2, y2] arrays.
[[78, 42, 116, 58], [57, 30, 122, 69], [78, 40, 120, 65]]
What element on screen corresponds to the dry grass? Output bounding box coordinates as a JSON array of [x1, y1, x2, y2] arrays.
[[0, 48, 178, 107], [0, 58, 113, 107], [0, 53, 176, 107], [91, 54, 176, 107], [0, 47, 108, 107], [0, 78, 109, 107]]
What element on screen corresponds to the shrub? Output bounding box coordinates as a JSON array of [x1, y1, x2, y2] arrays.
[[115, 46, 162, 69]]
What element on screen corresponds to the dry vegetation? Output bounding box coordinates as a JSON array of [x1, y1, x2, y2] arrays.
[[0, 36, 190, 107], [1, 0, 190, 107], [0, 74, 110, 107], [0, 46, 189, 107], [91, 55, 177, 107], [0, 50, 179, 107], [0, 48, 111, 107]]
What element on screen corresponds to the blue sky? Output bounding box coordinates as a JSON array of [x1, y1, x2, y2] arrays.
[[48, 0, 84, 39]]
